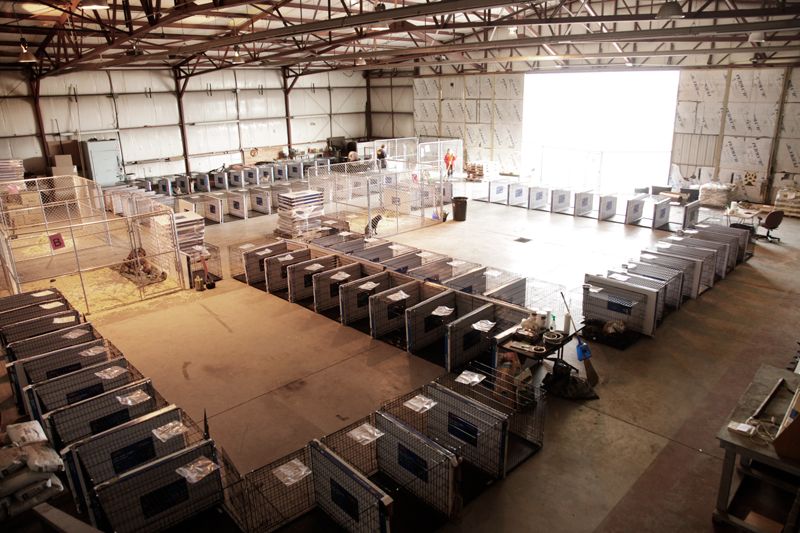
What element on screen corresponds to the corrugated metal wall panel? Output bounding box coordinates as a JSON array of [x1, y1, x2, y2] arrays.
[[371, 87, 392, 112], [393, 114, 414, 137], [237, 89, 285, 119], [109, 70, 173, 93], [120, 126, 183, 161], [183, 91, 238, 123], [239, 118, 288, 148], [0, 71, 31, 97], [331, 88, 366, 114], [332, 113, 366, 138], [125, 160, 186, 179], [372, 113, 393, 138], [289, 89, 330, 117], [0, 136, 42, 162], [184, 70, 237, 92], [189, 153, 242, 172], [290, 116, 330, 144], [235, 69, 283, 90], [0, 98, 37, 136], [74, 95, 117, 132], [392, 87, 413, 113], [40, 71, 111, 96], [39, 97, 77, 135], [116, 93, 179, 128], [186, 123, 240, 153]]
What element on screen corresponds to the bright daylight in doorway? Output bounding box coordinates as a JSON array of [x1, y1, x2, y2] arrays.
[[522, 70, 680, 193]]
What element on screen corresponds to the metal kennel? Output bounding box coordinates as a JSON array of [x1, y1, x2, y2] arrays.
[[528, 187, 549, 211], [287, 254, 355, 304], [582, 275, 659, 337], [639, 250, 702, 299], [667, 235, 731, 278], [624, 261, 684, 309], [312, 262, 384, 315], [339, 271, 413, 326], [380, 250, 448, 275], [652, 241, 716, 291], [684, 229, 741, 269], [0, 308, 82, 346], [351, 242, 417, 264], [407, 258, 483, 284], [4, 321, 102, 362], [606, 269, 669, 325], [368, 280, 443, 345]]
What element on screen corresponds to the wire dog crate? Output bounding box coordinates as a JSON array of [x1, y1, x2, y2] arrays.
[[311, 262, 384, 318]]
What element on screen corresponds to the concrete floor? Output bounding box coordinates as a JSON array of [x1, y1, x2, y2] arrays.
[[2, 199, 798, 532]]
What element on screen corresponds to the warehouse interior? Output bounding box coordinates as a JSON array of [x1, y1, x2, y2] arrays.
[[0, 1, 799, 532]]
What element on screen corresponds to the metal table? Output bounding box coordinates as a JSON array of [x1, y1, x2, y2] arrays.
[[714, 365, 800, 531]]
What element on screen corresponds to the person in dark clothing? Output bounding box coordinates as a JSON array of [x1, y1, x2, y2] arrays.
[[376, 144, 387, 169]]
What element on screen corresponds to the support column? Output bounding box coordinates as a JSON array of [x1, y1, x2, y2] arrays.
[[365, 72, 373, 139], [282, 67, 294, 151], [173, 68, 191, 174], [29, 75, 52, 169]]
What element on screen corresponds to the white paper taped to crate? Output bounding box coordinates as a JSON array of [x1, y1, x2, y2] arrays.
[[79, 345, 105, 357], [446, 260, 465, 267], [584, 284, 604, 293], [339, 231, 354, 237], [640, 253, 658, 260], [152, 421, 189, 443], [278, 254, 294, 262], [324, 220, 337, 225], [484, 269, 501, 278], [39, 302, 64, 310], [176, 456, 219, 484], [319, 227, 331, 232], [668, 236, 684, 241], [455, 370, 486, 386], [388, 244, 406, 251], [656, 242, 672, 249], [95, 366, 128, 380], [305, 263, 325, 272], [608, 273, 630, 282], [62, 329, 90, 340], [53, 316, 76, 324], [403, 394, 437, 413], [416, 251, 435, 258], [432, 306, 454, 317], [273, 458, 311, 486], [347, 423, 385, 445], [239, 243, 256, 250], [364, 238, 379, 243], [330, 271, 351, 281], [471, 320, 496, 332], [387, 290, 410, 302], [682, 229, 698, 235], [116, 389, 151, 406], [359, 281, 379, 291], [256, 248, 273, 256], [32, 291, 55, 298], [627, 264, 638, 270]]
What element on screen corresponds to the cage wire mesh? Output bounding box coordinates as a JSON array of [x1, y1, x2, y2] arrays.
[[581, 283, 649, 334]]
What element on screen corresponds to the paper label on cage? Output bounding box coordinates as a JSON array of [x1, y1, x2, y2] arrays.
[[53, 316, 76, 324], [32, 291, 55, 298], [338, 231, 354, 237], [278, 254, 294, 262], [152, 421, 189, 442], [432, 306, 454, 317], [256, 248, 272, 256], [656, 242, 672, 249], [79, 345, 105, 357], [403, 395, 437, 413], [347, 423, 385, 445], [484, 269, 502, 278], [627, 264, 638, 270], [39, 301, 64, 310], [455, 370, 486, 386], [364, 237, 379, 243], [640, 254, 657, 260], [176, 456, 219, 484], [388, 245, 405, 251], [668, 236, 684, 241], [695, 223, 709, 228], [471, 320, 496, 332], [319, 227, 331, 231], [305, 263, 325, 272], [324, 220, 337, 225], [330, 271, 351, 281], [683, 229, 698, 235], [584, 284, 604, 293], [273, 459, 312, 486], [62, 329, 90, 340], [446, 260, 465, 267], [387, 290, 410, 302], [359, 281, 379, 291], [609, 273, 630, 282], [416, 251, 435, 258], [95, 366, 128, 380], [116, 390, 151, 406], [239, 243, 255, 250]]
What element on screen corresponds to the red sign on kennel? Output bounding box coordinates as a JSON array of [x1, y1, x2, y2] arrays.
[[49, 233, 65, 250]]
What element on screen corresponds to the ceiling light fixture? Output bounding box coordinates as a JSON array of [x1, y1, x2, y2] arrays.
[[355, 57, 367, 66], [80, 0, 110, 10], [231, 45, 245, 65], [18, 38, 37, 63], [656, 1, 684, 19], [625, 60, 634, 67], [748, 31, 765, 43], [508, 26, 518, 36]]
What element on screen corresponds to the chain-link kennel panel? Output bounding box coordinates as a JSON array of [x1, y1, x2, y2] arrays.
[[381, 250, 448, 275], [408, 258, 483, 284], [264, 248, 313, 294], [287, 254, 356, 304], [606, 270, 668, 325], [339, 271, 412, 327], [92, 440, 224, 533], [24, 356, 140, 420], [684, 229, 740, 270], [422, 382, 509, 479], [4, 321, 102, 362], [666, 235, 731, 278], [42, 378, 164, 450], [352, 242, 417, 264], [624, 261, 684, 310], [436, 361, 546, 473], [406, 291, 488, 368], [309, 439, 393, 533], [312, 262, 384, 316], [652, 242, 716, 292], [639, 251, 701, 300], [581, 277, 657, 337], [692, 222, 750, 262], [65, 405, 206, 515], [8, 337, 110, 410], [0, 309, 81, 347], [368, 281, 444, 348]]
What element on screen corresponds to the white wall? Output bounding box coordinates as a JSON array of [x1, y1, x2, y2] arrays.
[[369, 76, 414, 139], [0, 68, 367, 178]]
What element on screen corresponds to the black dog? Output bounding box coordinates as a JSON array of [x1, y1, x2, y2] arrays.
[[364, 214, 383, 236]]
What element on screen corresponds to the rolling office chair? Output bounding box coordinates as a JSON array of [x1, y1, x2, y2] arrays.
[[756, 210, 784, 242]]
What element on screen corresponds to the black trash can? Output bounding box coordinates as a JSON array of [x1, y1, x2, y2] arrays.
[[452, 196, 468, 221]]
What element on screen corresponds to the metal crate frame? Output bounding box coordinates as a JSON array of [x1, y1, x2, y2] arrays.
[[640, 250, 703, 299]]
